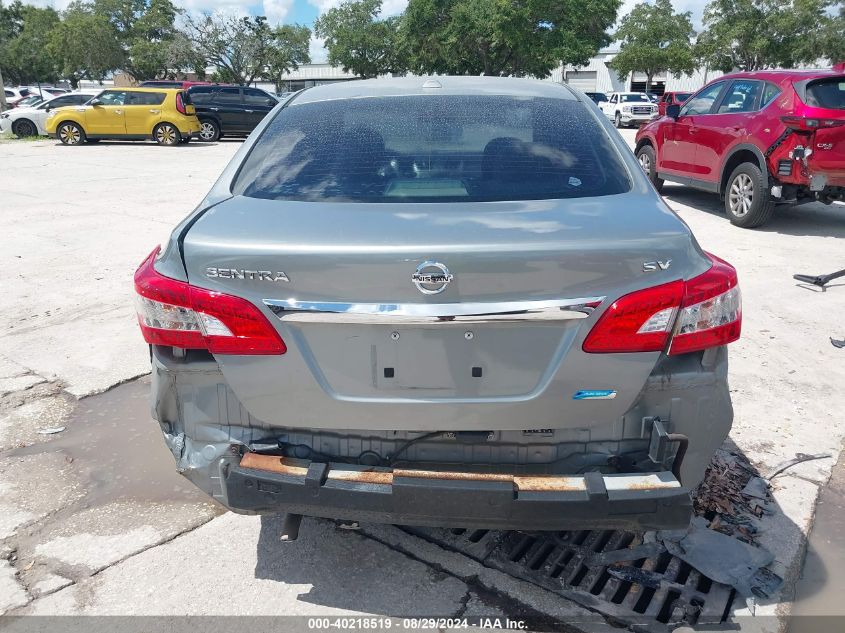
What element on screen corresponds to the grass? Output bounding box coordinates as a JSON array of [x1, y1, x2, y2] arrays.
[[0, 130, 43, 143]]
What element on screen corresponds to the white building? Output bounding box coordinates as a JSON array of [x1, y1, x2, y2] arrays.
[[552, 46, 723, 95], [74, 52, 725, 96], [241, 56, 723, 95], [271, 63, 358, 92]]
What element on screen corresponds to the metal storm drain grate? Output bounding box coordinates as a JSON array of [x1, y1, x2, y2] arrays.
[[403, 527, 735, 632]]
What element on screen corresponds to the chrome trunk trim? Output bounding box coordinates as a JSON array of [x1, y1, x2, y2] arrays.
[[264, 297, 604, 323]]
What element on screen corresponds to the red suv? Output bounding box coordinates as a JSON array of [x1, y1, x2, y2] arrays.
[[657, 91, 692, 116], [635, 67, 845, 227]]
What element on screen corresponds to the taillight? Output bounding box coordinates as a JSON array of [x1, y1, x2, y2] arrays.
[[134, 247, 286, 355], [582, 280, 685, 353], [175, 92, 186, 115], [781, 115, 844, 131], [583, 253, 741, 355], [669, 254, 741, 355]]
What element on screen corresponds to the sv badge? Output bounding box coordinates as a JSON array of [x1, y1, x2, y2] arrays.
[[643, 260, 671, 272]]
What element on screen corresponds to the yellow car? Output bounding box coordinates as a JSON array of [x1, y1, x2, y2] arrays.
[[45, 87, 201, 146]]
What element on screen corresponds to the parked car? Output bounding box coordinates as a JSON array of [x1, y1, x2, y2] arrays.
[[583, 91, 608, 104], [134, 76, 742, 533], [635, 68, 845, 228], [139, 80, 212, 89], [4, 87, 34, 108], [45, 87, 200, 145], [657, 91, 692, 116], [4, 86, 65, 107], [187, 85, 278, 142], [598, 92, 658, 127], [13, 94, 45, 109], [28, 86, 70, 97], [0, 91, 99, 137]]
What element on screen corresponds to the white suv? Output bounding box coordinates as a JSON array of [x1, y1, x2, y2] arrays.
[[598, 92, 657, 128]]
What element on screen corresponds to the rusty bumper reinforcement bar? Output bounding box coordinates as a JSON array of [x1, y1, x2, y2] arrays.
[[224, 453, 693, 531]]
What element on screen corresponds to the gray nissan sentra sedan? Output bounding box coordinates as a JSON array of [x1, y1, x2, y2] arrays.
[[134, 77, 741, 533]]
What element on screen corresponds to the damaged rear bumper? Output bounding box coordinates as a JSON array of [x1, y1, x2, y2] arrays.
[[224, 453, 692, 531]]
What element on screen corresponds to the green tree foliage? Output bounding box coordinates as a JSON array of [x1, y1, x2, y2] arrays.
[[399, 0, 620, 78], [266, 24, 312, 91], [49, 2, 124, 87], [610, 0, 696, 93], [93, 0, 188, 80], [697, 0, 843, 72], [785, 0, 845, 66], [315, 0, 405, 78], [0, 0, 23, 46], [824, 5, 845, 63], [186, 13, 310, 86], [0, 1, 60, 85]]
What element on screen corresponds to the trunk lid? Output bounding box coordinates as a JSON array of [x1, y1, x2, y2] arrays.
[[811, 125, 845, 184], [796, 75, 845, 185], [180, 194, 708, 431]]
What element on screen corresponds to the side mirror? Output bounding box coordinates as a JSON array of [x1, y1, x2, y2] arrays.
[[89, 99, 102, 107], [666, 104, 681, 119]]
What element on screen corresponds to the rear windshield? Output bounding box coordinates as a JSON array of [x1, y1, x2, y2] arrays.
[[232, 95, 630, 203], [675, 93, 692, 101], [804, 78, 845, 109]]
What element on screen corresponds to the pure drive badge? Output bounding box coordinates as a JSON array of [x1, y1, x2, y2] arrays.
[[573, 390, 617, 400], [205, 267, 290, 282]]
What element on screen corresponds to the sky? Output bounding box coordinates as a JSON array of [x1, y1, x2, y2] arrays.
[[19, 0, 712, 63]]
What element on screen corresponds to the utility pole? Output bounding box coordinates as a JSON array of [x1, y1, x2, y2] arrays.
[[0, 66, 8, 111]]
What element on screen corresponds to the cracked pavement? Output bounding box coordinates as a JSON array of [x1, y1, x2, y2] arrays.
[[1, 132, 843, 630]]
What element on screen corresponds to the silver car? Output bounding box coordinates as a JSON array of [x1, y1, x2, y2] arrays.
[[135, 77, 741, 533]]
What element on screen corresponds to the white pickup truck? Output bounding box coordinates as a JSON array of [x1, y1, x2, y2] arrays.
[[597, 92, 658, 128]]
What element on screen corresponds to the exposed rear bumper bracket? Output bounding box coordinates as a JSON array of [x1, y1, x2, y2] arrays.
[[224, 453, 692, 531]]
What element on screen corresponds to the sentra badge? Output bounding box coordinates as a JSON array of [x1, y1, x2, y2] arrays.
[[206, 267, 290, 282]]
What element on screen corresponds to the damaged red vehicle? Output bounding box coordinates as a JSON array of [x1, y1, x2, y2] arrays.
[[635, 66, 845, 227]]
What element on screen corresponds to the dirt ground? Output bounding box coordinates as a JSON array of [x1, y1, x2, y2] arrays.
[[0, 129, 844, 630]]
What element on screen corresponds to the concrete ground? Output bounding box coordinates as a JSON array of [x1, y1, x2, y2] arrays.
[[0, 130, 843, 630], [789, 449, 845, 632]]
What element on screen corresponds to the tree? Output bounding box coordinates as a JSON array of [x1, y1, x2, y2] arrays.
[[0, 0, 23, 108], [610, 0, 696, 93], [697, 0, 842, 72], [0, 0, 22, 43], [399, 0, 620, 78], [822, 5, 845, 63], [93, 0, 189, 80], [266, 24, 312, 91], [315, 0, 405, 78], [186, 13, 310, 85], [49, 2, 124, 87], [780, 0, 844, 66], [0, 1, 59, 85]]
